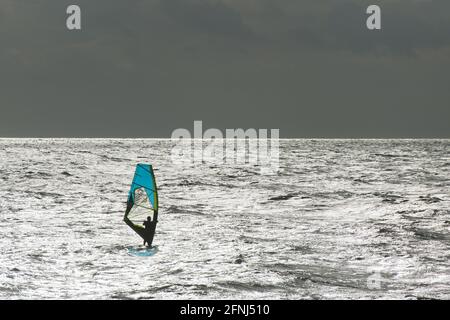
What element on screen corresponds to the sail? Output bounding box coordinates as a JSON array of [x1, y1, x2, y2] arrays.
[[124, 164, 158, 244]]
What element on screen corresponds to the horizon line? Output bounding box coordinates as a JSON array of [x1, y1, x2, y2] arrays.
[[0, 137, 449, 140]]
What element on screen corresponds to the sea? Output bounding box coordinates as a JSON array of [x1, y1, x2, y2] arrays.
[[0, 139, 449, 299]]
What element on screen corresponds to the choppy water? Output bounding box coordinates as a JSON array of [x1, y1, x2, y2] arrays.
[[0, 139, 449, 299]]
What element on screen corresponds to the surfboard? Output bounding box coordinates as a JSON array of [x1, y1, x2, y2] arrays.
[[127, 246, 159, 257]]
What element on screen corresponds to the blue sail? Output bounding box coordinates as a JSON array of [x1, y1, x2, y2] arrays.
[[128, 164, 158, 211]]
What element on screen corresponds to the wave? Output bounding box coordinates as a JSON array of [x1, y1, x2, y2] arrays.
[[164, 205, 205, 216], [373, 192, 407, 204], [411, 228, 450, 241], [268, 193, 299, 201], [215, 281, 280, 292], [419, 195, 442, 204], [374, 153, 405, 158]]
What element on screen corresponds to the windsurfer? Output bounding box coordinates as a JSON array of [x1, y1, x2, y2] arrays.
[[143, 216, 155, 246]]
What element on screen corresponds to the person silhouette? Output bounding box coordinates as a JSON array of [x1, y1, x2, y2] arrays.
[[142, 216, 153, 246]]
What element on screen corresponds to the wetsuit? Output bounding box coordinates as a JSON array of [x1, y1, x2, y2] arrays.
[[143, 219, 154, 246]]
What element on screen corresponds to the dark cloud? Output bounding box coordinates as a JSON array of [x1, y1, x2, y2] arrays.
[[0, 0, 449, 137], [160, 0, 252, 38], [245, 0, 450, 55]]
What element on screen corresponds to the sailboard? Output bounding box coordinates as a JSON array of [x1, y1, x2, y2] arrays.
[[124, 164, 159, 246], [127, 246, 159, 257]]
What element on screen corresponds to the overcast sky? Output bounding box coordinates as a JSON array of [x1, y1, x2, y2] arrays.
[[0, 0, 449, 137]]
